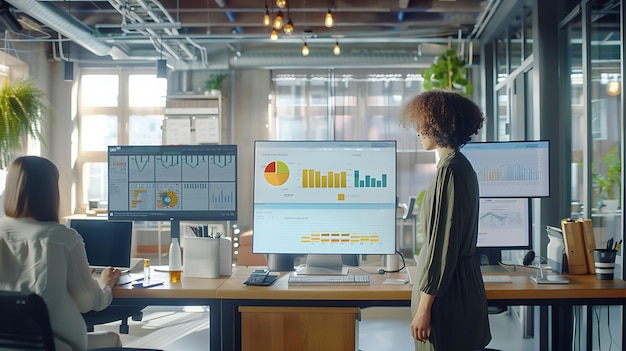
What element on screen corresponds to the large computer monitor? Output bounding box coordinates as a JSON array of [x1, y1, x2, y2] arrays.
[[463, 140, 550, 198], [107, 145, 237, 223], [252, 140, 397, 275]]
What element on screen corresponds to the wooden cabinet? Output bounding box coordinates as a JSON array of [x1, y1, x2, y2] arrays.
[[239, 306, 358, 351]]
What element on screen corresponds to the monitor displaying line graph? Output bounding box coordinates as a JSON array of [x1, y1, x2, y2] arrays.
[[477, 198, 531, 249], [462, 141, 550, 198], [108, 145, 237, 221]]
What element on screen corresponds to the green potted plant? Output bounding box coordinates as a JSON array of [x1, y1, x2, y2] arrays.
[[204, 73, 227, 96], [593, 145, 622, 211], [0, 79, 50, 169], [421, 48, 472, 96]]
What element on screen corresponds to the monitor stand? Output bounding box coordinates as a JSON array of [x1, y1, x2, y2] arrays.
[[296, 254, 349, 275], [267, 254, 295, 272]]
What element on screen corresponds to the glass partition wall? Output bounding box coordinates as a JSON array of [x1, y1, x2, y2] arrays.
[[566, 1, 623, 265], [563, 1, 623, 349], [271, 70, 437, 212]]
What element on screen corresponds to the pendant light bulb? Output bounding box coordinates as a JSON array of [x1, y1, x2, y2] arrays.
[[607, 81, 621, 96], [276, 0, 286, 8], [270, 29, 278, 41], [325, 10, 334, 28], [302, 42, 310, 56], [274, 11, 284, 30], [263, 8, 271, 26], [284, 19, 294, 35], [333, 41, 340, 55]]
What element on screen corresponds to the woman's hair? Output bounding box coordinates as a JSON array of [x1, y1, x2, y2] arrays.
[[3, 156, 60, 222], [402, 90, 485, 148]]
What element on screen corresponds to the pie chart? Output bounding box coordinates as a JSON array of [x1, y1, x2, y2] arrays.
[[264, 161, 289, 186]]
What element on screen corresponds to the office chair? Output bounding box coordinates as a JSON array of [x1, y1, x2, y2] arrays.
[[83, 305, 146, 334], [0, 290, 163, 351], [0, 290, 56, 350]]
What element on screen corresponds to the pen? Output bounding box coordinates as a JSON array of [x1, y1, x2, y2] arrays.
[[615, 239, 622, 252], [607, 238, 614, 250]]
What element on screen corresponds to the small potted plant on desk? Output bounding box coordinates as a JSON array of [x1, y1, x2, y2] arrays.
[[593, 145, 622, 213], [204, 73, 227, 96]]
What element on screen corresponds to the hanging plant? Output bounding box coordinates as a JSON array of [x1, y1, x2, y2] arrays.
[[421, 48, 472, 96], [0, 79, 51, 169]]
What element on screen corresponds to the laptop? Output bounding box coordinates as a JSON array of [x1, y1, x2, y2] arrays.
[[68, 219, 133, 275]]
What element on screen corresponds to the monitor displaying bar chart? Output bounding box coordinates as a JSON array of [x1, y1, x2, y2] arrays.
[[462, 141, 550, 198], [252, 140, 397, 256]]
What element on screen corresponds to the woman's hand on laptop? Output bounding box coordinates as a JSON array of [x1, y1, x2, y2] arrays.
[[98, 267, 122, 288]]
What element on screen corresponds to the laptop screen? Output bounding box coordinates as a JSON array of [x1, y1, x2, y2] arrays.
[[68, 219, 133, 268]]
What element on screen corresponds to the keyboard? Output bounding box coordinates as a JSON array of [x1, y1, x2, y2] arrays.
[[288, 274, 370, 286], [482, 275, 512, 283]]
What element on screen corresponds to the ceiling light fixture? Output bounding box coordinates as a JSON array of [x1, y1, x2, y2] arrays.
[[284, 19, 294, 35], [325, 0, 334, 28], [63, 0, 73, 82], [325, 10, 333, 27], [270, 29, 278, 41], [607, 81, 621, 96], [283, 1, 293, 35], [263, 7, 271, 26], [156, 36, 167, 78], [156, 59, 167, 78], [276, 0, 286, 9], [302, 29, 313, 56], [274, 10, 284, 30], [333, 41, 340, 55]]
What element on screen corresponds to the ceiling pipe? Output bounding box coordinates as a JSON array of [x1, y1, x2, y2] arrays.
[[6, 0, 128, 59], [229, 51, 433, 69], [110, 0, 201, 64], [214, 0, 242, 34]]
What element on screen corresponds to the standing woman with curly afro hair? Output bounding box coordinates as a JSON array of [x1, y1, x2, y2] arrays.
[[402, 90, 492, 351]]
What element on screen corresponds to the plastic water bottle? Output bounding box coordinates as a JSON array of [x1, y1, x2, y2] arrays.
[[143, 258, 151, 282], [169, 238, 182, 282]]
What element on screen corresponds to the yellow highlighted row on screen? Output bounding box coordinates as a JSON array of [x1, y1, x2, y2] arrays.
[[300, 233, 380, 243]]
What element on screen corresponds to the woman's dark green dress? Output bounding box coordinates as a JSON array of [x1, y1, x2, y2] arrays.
[[411, 150, 492, 351]]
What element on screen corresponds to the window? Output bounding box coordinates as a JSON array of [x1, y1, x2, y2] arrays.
[[271, 69, 434, 207], [77, 69, 166, 210]]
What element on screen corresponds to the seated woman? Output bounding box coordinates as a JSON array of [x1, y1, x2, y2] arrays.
[[0, 156, 122, 351]]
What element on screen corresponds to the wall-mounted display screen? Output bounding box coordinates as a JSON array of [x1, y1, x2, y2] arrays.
[[107, 145, 237, 221]]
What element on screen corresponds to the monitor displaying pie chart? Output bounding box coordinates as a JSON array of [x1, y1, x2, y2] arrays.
[[264, 161, 289, 186]]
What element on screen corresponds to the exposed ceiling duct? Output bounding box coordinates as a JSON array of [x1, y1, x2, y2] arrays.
[[5, 0, 128, 60], [228, 51, 435, 69]]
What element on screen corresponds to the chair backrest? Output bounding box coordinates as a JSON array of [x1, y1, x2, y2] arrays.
[[0, 290, 56, 351]]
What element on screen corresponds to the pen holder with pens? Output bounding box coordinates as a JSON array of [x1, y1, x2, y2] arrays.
[[183, 237, 221, 278], [592, 249, 617, 280]]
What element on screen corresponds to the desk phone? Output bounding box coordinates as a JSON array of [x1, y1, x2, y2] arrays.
[[243, 269, 278, 286]]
